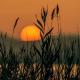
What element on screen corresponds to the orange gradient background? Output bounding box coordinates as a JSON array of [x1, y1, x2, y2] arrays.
[[0, 0, 80, 40]]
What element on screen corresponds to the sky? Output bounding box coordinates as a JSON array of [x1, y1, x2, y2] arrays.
[[0, 0, 80, 40]]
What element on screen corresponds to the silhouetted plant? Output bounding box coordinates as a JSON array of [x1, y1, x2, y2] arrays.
[[33, 4, 62, 80], [0, 4, 79, 80]]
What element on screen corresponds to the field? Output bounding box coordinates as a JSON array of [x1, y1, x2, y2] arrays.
[[0, 33, 80, 80], [0, 4, 80, 80]]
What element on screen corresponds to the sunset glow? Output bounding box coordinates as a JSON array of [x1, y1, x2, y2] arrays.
[[20, 25, 41, 41], [0, 0, 80, 38]]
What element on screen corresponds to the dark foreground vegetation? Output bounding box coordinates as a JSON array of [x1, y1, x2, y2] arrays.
[[0, 4, 80, 80]]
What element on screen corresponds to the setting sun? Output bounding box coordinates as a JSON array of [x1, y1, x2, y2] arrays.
[[20, 25, 41, 41]]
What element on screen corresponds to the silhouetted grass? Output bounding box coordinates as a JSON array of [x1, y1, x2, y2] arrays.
[[0, 4, 80, 80]]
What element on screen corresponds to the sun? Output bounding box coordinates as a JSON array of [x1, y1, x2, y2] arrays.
[[20, 25, 41, 41]]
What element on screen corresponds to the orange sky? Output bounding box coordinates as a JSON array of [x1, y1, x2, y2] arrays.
[[0, 0, 80, 39]]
